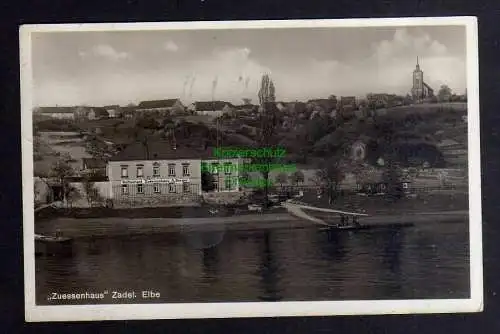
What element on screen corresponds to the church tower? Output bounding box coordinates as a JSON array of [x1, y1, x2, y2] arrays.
[[411, 56, 424, 101]]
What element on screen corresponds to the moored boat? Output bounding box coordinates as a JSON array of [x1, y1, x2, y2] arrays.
[[35, 233, 73, 256]]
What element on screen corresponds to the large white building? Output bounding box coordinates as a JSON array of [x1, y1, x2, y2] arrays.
[[106, 141, 242, 206]]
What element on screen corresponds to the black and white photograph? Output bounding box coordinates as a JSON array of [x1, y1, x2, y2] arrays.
[[21, 17, 482, 322]]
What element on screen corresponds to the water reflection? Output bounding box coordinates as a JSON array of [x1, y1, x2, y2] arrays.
[[257, 230, 282, 301], [35, 221, 470, 304]]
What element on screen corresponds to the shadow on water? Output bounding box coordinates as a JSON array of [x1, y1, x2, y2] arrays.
[[255, 230, 283, 302], [316, 228, 350, 261], [201, 246, 220, 281]]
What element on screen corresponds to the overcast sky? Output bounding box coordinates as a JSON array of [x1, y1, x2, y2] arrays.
[[31, 25, 467, 107]]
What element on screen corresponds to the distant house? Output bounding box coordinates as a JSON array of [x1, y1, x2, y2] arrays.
[[136, 99, 185, 116], [234, 104, 259, 114], [340, 96, 357, 108], [188, 101, 235, 116], [38, 107, 75, 120], [276, 102, 288, 112], [74, 106, 92, 121], [286, 102, 307, 114], [88, 108, 109, 120], [104, 105, 121, 118], [121, 106, 136, 119]]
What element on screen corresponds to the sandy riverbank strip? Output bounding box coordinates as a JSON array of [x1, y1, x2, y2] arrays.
[[33, 210, 469, 239]]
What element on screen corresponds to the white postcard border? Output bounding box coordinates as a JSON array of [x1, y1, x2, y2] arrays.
[[21, 16, 482, 322]]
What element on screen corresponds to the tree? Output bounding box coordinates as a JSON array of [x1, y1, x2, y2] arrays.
[[316, 156, 346, 204], [256, 74, 279, 207], [65, 185, 82, 209], [438, 84, 452, 102], [50, 158, 75, 205], [136, 115, 159, 132], [381, 156, 404, 201], [289, 170, 305, 186], [275, 172, 288, 188], [86, 138, 111, 160]]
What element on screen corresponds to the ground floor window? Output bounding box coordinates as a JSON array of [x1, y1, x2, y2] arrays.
[[137, 183, 144, 194], [183, 182, 190, 193], [224, 178, 232, 190], [121, 184, 128, 195], [213, 181, 219, 191], [169, 183, 176, 193], [153, 183, 160, 193]]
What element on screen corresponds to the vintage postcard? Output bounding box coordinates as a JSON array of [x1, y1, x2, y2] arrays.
[[21, 17, 482, 322]]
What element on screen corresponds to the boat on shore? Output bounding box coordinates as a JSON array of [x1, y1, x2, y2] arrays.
[[35, 233, 73, 256]]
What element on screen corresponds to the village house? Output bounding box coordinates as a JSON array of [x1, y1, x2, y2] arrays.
[[106, 141, 243, 207], [234, 104, 259, 115], [104, 105, 122, 118], [87, 107, 109, 120], [37, 107, 76, 120], [136, 99, 185, 117], [188, 101, 235, 116]]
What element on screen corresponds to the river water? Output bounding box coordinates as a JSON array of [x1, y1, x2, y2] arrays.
[[35, 220, 470, 304]]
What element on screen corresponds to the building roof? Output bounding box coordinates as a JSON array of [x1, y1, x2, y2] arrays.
[[82, 158, 107, 169], [91, 108, 109, 117], [137, 99, 181, 109], [192, 101, 234, 111], [423, 82, 434, 92], [103, 105, 120, 109], [38, 107, 74, 114], [108, 141, 214, 161]]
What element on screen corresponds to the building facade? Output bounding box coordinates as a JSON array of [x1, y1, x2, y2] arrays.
[[106, 141, 242, 207], [411, 57, 434, 102], [136, 99, 185, 116], [187, 101, 235, 116]]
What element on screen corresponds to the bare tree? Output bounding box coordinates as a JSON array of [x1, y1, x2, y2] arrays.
[[275, 172, 288, 189], [50, 157, 75, 205], [316, 156, 346, 204]]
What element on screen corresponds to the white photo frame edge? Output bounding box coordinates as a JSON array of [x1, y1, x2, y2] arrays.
[[20, 16, 482, 322]]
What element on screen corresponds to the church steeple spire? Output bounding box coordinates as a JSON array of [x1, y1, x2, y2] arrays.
[[416, 56, 420, 70]]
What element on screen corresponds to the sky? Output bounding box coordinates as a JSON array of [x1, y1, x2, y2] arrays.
[[31, 24, 467, 107]]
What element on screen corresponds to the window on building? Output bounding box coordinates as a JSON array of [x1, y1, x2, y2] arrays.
[[137, 183, 144, 194], [225, 177, 232, 190], [153, 163, 160, 177], [168, 164, 176, 176], [403, 182, 409, 189], [153, 183, 160, 193], [183, 182, 190, 193], [224, 162, 232, 175], [182, 163, 190, 177], [212, 163, 219, 175], [121, 166, 128, 178], [136, 165, 144, 177], [213, 181, 219, 191], [168, 183, 176, 193], [121, 184, 129, 194]]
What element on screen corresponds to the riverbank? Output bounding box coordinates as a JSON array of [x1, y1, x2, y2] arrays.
[[35, 192, 468, 221], [34, 210, 469, 239]]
